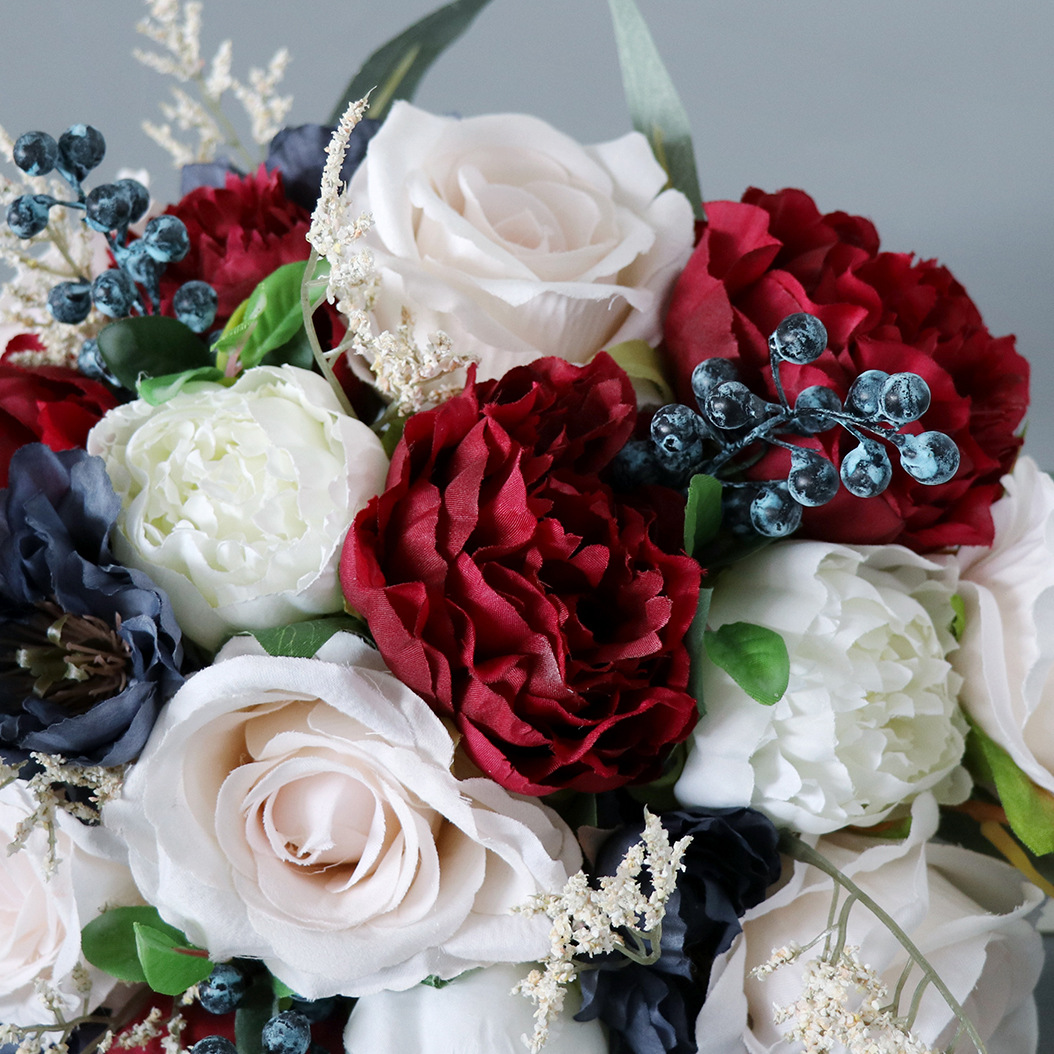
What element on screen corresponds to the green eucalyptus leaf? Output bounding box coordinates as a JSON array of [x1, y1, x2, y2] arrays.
[[704, 621, 789, 706], [96, 316, 212, 391], [604, 340, 674, 406], [328, 0, 494, 124], [965, 719, 1054, 856], [684, 474, 722, 557], [607, 0, 705, 221], [685, 587, 712, 718], [133, 922, 214, 996], [137, 366, 228, 406], [249, 615, 373, 658], [82, 905, 185, 984]]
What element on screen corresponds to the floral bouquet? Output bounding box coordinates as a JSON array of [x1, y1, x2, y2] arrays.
[[0, 2, 1048, 1053]]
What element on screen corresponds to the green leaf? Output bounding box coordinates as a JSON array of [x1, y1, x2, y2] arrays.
[[133, 922, 214, 996], [684, 586, 712, 718], [421, 974, 455, 989], [328, 0, 494, 124], [249, 614, 372, 658], [137, 366, 228, 406], [97, 316, 213, 391], [604, 340, 674, 406], [965, 718, 1054, 856], [607, 0, 705, 221], [82, 905, 185, 983], [949, 593, 966, 641], [271, 976, 296, 1000], [704, 621, 789, 706], [683, 474, 722, 557], [236, 972, 279, 1054]]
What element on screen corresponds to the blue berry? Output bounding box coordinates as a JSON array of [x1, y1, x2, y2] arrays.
[[750, 484, 802, 537], [91, 269, 138, 318], [786, 447, 840, 507], [78, 339, 120, 387], [57, 124, 105, 183], [115, 178, 150, 223], [611, 438, 667, 488], [289, 996, 339, 1024], [261, 1010, 311, 1054], [124, 238, 165, 287], [85, 183, 131, 234], [845, 370, 890, 419], [197, 962, 249, 1015], [141, 215, 190, 263], [173, 280, 218, 333], [705, 380, 761, 430], [190, 1038, 237, 1054], [792, 385, 842, 434], [650, 403, 706, 475], [6, 194, 53, 239], [47, 281, 92, 324], [879, 372, 931, 425], [690, 357, 739, 413], [895, 430, 960, 485], [839, 439, 892, 498], [769, 312, 828, 364], [12, 131, 59, 176]]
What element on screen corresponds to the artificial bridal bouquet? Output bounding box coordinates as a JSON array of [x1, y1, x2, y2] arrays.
[[0, 2, 1048, 1053]]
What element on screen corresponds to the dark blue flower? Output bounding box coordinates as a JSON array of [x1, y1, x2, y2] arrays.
[[0, 444, 185, 766], [576, 807, 782, 1054], [265, 120, 380, 212]]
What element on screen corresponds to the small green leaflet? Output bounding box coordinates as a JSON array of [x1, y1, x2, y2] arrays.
[[134, 922, 214, 995], [704, 621, 789, 706], [137, 366, 228, 405], [249, 614, 373, 658], [683, 474, 722, 557], [328, 0, 494, 125], [607, 0, 705, 221], [949, 593, 966, 641], [965, 717, 1054, 856], [604, 340, 674, 406], [97, 315, 212, 391]]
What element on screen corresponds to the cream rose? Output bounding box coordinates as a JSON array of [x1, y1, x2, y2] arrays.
[[697, 794, 1044, 1053], [345, 101, 695, 381], [343, 963, 607, 1054], [87, 365, 388, 651], [953, 455, 1054, 792], [0, 782, 139, 1025], [675, 541, 969, 833], [104, 633, 581, 998]]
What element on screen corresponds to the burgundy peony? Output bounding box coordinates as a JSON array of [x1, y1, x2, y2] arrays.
[[663, 188, 1029, 551], [0, 356, 118, 486], [342, 354, 701, 796], [158, 166, 312, 326]]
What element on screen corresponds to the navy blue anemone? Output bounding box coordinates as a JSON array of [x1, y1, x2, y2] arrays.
[[0, 444, 185, 766]]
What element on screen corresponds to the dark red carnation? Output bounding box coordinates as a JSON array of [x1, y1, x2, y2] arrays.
[[158, 166, 313, 326], [0, 354, 118, 486], [663, 187, 1029, 551], [342, 354, 701, 796]]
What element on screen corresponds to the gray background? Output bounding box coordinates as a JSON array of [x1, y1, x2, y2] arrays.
[[1, 0, 1051, 473]]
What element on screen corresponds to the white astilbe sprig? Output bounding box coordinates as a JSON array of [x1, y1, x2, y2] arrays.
[[135, 0, 293, 167], [0, 754, 126, 878], [512, 811, 691, 1053], [306, 97, 477, 417]]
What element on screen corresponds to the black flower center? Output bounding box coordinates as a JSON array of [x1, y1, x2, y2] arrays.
[[0, 600, 132, 714]]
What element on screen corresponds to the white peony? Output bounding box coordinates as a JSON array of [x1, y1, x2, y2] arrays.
[[104, 633, 581, 999], [0, 782, 139, 1026], [953, 455, 1054, 792], [675, 541, 969, 834], [342, 963, 607, 1054], [345, 101, 695, 381], [697, 793, 1044, 1054], [87, 365, 388, 651]]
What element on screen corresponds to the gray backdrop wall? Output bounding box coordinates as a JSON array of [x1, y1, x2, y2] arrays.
[[1, 0, 1050, 463]]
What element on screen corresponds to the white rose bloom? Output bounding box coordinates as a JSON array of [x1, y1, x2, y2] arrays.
[[675, 541, 969, 834], [954, 455, 1054, 791], [0, 782, 139, 1025], [87, 365, 388, 651], [104, 633, 581, 999], [697, 794, 1044, 1054], [343, 963, 607, 1054], [346, 101, 695, 381]]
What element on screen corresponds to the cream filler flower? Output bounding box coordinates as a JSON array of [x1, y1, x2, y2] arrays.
[[104, 632, 582, 999], [675, 541, 969, 834], [87, 365, 388, 651]]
